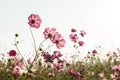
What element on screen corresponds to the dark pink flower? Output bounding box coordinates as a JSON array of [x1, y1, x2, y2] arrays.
[[69, 34, 79, 42], [28, 14, 42, 28], [41, 52, 55, 63], [71, 28, 77, 32], [78, 41, 84, 46], [80, 30, 86, 37], [43, 27, 56, 40], [76, 71, 81, 76], [8, 50, 16, 56], [92, 49, 97, 53], [68, 68, 75, 75], [51, 32, 65, 49], [28, 73, 36, 78]]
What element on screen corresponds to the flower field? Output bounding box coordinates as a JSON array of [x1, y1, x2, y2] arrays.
[[0, 14, 120, 80]]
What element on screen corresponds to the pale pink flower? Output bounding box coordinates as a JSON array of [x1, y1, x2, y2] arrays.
[[12, 66, 22, 76], [69, 34, 78, 42], [15, 59, 23, 67], [112, 65, 119, 70], [54, 51, 62, 58], [98, 72, 104, 78], [53, 63, 63, 70], [48, 72, 55, 77], [78, 41, 84, 46], [8, 50, 16, 56], [51, 32, 65, 49], [71, 28, 77, 32], [80, 30, 86, 37], [28, 14, 42, 28], [43, 27, 56, 40]]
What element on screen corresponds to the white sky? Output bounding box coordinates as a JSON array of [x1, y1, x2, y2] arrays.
[[0, 0, 120, 59]]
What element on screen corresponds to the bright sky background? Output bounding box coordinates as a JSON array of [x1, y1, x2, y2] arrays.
[[0, 0, 120, 59]]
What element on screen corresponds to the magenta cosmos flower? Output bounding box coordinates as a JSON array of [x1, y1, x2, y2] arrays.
[[68, 67, 75, 75], [8, 50, 16, 56], [28, 14, 42, 28], [71, 28, 77, 32], [69, 34, 79, 42], [43, 27, 56, 40], [92, 49, 97, 53], [51, 32, 65, 49], [78, 41, 84, 46]]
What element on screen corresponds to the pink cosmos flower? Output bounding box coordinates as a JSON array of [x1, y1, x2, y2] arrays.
[[12, 66, 22, 76], [78, 41, 84, 46], [54, 51, 62, 58], [15, 59, 23, 67], [76, 71, 81, 76], [69, 34, 79, 42], [92, 49, 97, 53], [98, 72, 104, 78], [28, 14, 42, 28], [8, 50, 16, 56], [43, 27, 56, 40], [51, 32, 65, 49], [112, 64, 120, 71], [80, 30, 86, 37], [53, 63, 63, 70], [68, 68, 75, 75], [48, 72, 55, 77], [71, 28, 77, 32]]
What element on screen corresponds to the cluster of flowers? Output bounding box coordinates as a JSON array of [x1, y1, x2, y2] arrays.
[[69, 28, 86, 46], [6, 13, 89, 80], [68, 67, 87, 80], [96, 64, 120, 80], [41, 51, 65, 70], [6, 14, 67, 77]]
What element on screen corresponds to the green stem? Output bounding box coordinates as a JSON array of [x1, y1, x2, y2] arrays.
[[29, 27, 39, 65], [15, 42, 28, 70]]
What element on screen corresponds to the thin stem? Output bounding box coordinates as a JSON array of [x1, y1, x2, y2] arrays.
[[29, 27, 39, 65], [37, 39, 47, 52], [30, 27, 37, 53], [36, 44, 55, 59], [43, 44, 55, 52], [14, 42, 28, 70]]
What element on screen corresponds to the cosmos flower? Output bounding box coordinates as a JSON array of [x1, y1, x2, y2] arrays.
[[28, 14, 42, 28], [43, 27, 56, 40], [51, 32, 65, 49], [8, 50, 16, 56], [80, 30, 86, 37], [69, 34, 79, 42], [78, 41, 84, 46]]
